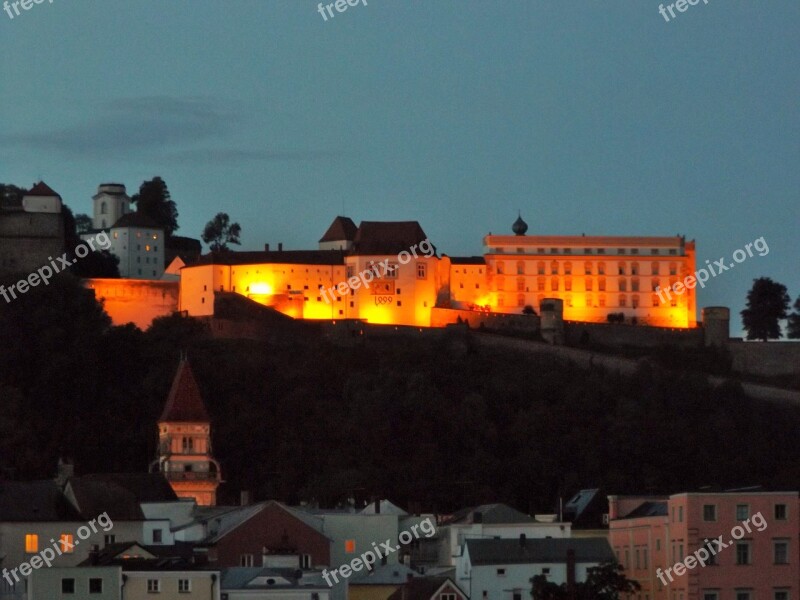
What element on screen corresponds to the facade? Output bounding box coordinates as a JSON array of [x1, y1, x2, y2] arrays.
[[483, 216, 696, 327], [28, 566, 121, 600], [150, 359, 221, 506], [0, 181, 65, 277], [458, 537, 615, 600], [608, 491, 799, 600]]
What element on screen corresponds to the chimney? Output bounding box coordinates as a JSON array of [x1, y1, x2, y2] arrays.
[[89, 544, 100, 565], [374, 498, 381, 514], [241, 491, 251, 506], [265, 243, 270, 251], [519, 533, 526, 548], [566, 549, 576, 599], [55, 458, 74, 488], [278, 242, 283, 251], [607, 495, 618, 520]]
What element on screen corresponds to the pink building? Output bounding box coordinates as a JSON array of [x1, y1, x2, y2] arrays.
[[608, 491, 798, 600]]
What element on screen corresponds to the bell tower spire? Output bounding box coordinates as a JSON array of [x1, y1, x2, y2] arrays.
[[150, 357, 221, 505]]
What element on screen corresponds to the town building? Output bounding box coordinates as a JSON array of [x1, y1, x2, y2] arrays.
[[608, 490, 799, 600]]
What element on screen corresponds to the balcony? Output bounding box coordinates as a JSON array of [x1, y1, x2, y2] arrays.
[[162, 470, 220, 482]]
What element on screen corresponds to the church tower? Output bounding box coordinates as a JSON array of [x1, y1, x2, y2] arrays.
[[92, 183, 130, 230], [151, 358, 221, 506]]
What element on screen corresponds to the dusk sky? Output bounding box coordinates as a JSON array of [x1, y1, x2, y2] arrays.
[[2, 1, 798, 330]]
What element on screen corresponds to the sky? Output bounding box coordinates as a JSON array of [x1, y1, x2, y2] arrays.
[[1, 0, 798, 330]]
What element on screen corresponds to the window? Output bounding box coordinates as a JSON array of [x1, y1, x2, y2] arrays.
[[385, 264, 398, 279], [584, 262, 592, 275], [345, 539, 356, 553], [652, 262, 660, 275], [89, 578, 103, 594], [736, 542, 751, 565], [147, 579, 161, 593], [497, 261, 505, 275], [100, 202, 107, 214], [152, 529, 163, 543], [619, 279, 627, 292], [516, 261, 525, 275], [517, 294, 525, 307], [240, 554, 254, 566], [564, 262, 572, 275], [550, 261, 558, 275], [178, 579, 191, 593], [25, 534, 38, 553], [619, 295, 626, 307], [417, 263, 427, 279], [551, 277, 559, 291], [496, 568, 506, 576], [598, 278, 606, 291], [736, 505, 749, 521], [736, 592, 752, 600], [537, 278, 545, 291], [703, 541, 718, 565], [537, 261, 545, 275], [632, 278, 640, 292], [643, 548, 648, 568], [586, 279, 593, 291], [301, 554, 312, 569], [679, 506, 684, 522], [598, 262, 605, 275], [703, 593, 719, 600], [703, 505, 717, 521], [597, 248, 605, 254], [656, 539, 660, 551], [774, 540, 789, 564], [618, 248, 626, 255], [104, 534, 115, 545], [442, 595, 457, 600], [565, 278, 572, 291], [517, 278, 525, 292], [774, 591, 790, 600], [62, 578, 75, 594], [598, 295, 605, 307], [182, 437, 193, 452], [513, 594, 522, 600], [632, 295, 640, 308], [669, 262, 677, 276], [775, 504, 788, 520], [631, 248, 639, 255], [60, 534, 74, 553]]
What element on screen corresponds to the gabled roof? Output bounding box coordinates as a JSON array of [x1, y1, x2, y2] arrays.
[[359, 499, 408, 515], [352, 221, 430, 256], [159, 359, 210, 423], [112, 212, 163, 230], [25, 181, 61, 198], [386, 577, 466, 600], [465, 537, 615, 565], [193, 249, 346, 267], [0, 480, 83, 521], [319, 216, 357, 243], [73, 474, 178, 506], [445, 503, 533, 525]]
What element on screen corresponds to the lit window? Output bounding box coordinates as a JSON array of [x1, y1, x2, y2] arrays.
[[153, 234, 158, 240], [60, 534, 74, 553], [25, 534, 38, 553], [345, 540, 356, 553]]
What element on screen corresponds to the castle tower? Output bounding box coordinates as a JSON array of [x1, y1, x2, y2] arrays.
[[151, 358, 221, 506], [92, 183, 130, 230]]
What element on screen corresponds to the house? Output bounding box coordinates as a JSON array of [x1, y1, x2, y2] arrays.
[[458, 536, 615, 600], [28, 566, 121, 600], [349, 562, 419, 600], [435, 504, 571, 568], [385, 576, 467, 600], [221, 567, 331, 600], [608, 490, 799, 600]]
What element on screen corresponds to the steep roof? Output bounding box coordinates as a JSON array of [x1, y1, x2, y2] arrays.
[[112, 212, 163, 230], [25, 181, 61, 198], [159, 359, 210, 422], [465, 537, 615, 565], [446, 503, 533, 525], [194, 249, 346, 267], [352, 221, 430, 255], [68, 473, 177, 519], [624, 501, 668, 518], [319, 216, 357, 243], [386, 577, 465, 600], [0, 480, 83, 521]]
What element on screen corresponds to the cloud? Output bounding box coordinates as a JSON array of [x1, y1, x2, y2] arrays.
[[0, 96, 336, 163]]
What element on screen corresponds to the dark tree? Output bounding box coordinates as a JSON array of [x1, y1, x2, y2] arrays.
[[522, 305, 537, 315], [0, 183, 26, 208], [74, 213, 93, 234], [531, 563, 639, 600], [788, 296, 800, 340], [202, 213, 242, 252], [131, 177, 179, 237], [741, 277, 790, 341], [71, 250, 120, 278]]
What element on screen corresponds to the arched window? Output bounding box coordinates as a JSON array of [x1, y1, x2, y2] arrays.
[[516, 261, 525, 275], [584, 261, 592, 275], [564, 262, 572, 275], [537, 261, 546, 275], [551, 277, 559, 291], [550, 261, 558, 275], [497, 261, 505, 275], [100, 201, 107, 214]]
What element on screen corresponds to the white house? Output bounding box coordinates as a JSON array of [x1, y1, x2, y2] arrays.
[[458, 537, 615, 600]]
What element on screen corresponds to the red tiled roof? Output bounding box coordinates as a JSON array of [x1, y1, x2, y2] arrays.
[[352, 221, 430, 255], [319, 216, 357, 243], [26, 181, 61, 198], [159, 359, 210, 422]]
